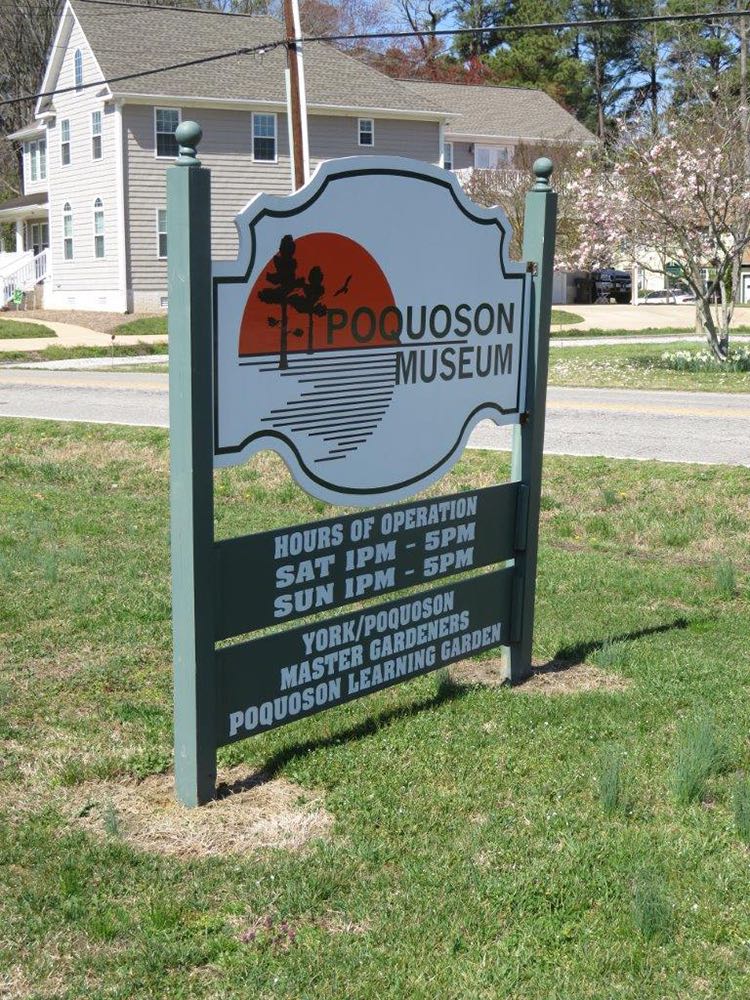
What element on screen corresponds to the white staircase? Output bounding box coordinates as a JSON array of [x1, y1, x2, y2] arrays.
[[1, 249, 49, 307]]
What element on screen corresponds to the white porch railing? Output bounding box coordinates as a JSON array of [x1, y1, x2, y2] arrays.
[[0, 250, 32, 280], [2, 248, 48, 306]]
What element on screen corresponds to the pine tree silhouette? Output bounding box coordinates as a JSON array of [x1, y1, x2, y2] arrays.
[[258, 235, 304, 370], [289, 265, 327, 354]]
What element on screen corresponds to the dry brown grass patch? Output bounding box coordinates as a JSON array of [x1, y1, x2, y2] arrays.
[[60, 766, 333, 858], [521, 659, 632, 695], [446, 656, 632, 695]]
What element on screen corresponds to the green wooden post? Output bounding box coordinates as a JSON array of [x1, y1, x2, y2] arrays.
[[507, 157, 558, 683], [168, 121, 217, 806]]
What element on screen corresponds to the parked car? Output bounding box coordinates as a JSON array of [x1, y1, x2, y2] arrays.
[[638, 288, 695, 304]]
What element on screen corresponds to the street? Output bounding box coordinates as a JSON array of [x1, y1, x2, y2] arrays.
[[0, 369, 748, 466]]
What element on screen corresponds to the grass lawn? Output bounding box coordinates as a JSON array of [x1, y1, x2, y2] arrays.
[[0, 342, 168, 364], [113, 315, 168, 337], [550, 309, 583, 326], [0, 318, 56, 339], [1, 420, 749, 998], [550, 342, 750, 392], [552, 325, 750, 339]]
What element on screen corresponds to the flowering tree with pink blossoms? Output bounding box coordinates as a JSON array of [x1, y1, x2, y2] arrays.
[[562, 99, 750, 360]]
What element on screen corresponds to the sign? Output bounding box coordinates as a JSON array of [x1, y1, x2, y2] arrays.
[[214, 482, 522, 639], [213, 158, 531, 505], [166, 121, 557, 806], [217, 571, 513, 744]]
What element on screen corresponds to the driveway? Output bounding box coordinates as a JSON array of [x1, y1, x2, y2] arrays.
[[554, 303, 750, 331]]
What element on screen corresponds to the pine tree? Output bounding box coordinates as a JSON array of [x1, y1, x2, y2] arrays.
[[258, 235, 305, 370], [289, 266, 327, 354]]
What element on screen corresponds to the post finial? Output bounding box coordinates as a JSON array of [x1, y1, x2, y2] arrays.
[[532, 157, 554, 192], [175, 121, 203, 166]]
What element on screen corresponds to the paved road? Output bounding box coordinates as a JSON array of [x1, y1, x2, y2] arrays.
[[0, 369, 748, 466]]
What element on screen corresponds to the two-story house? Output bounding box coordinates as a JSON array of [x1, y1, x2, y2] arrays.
[[0, 0, 593, 313]]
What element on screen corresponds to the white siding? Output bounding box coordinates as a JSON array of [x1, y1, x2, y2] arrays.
[[46, 18, 121, 309], [123, 106, 441, 309]]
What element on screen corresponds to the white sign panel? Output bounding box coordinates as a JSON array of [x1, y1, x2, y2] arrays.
[[213, 157, 530, 505]]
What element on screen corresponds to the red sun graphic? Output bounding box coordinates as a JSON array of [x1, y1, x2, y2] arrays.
[[238, 232, 397, 359]]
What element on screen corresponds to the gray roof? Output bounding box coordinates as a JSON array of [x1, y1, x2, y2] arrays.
[[0, 192, 48, 214], [68, 1, 447, 116], [400, 80, 595, 144]]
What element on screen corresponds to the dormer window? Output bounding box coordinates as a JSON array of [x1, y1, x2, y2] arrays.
[[28, 140, 46, 182], [74, 49, 83, 90]]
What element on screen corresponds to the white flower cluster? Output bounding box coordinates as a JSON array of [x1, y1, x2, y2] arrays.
[[659, 348, 750, 372]]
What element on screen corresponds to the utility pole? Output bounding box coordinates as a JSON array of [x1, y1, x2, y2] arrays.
[[283, 0, 310, 190], [741, 11, 750, 176]]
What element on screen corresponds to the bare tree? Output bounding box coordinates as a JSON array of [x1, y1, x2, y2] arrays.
[[462, 140, 586, 265], [0, 0, 59, 198]]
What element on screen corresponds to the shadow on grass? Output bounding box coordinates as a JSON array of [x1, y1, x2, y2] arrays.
[[524, 617, 692, 683], [219, 618, 693, 795], [219, 681, 471, 795]]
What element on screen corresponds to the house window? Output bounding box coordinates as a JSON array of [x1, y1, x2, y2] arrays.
[[157, 209, 167, 259], [63, 202, 73, 260], [252, 113, 277, 161], [74, 49, 83, 90], [358, 118, 374, 147], [29, 142, 38, 182], [39, 139, 46, 180], [29, 222, 49, 255], [474, 145, 512, 169], [60, 119, 71, 166], [93, 198, 105, 258], [443, 141, 453, 171], [155, 108, 180, 158], [91, 111, 102, 159]]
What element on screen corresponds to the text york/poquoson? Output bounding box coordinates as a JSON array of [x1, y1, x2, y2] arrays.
[[227, 589, 503, 738]]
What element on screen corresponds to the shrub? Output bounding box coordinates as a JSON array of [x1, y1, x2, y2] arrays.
[[713, 557, 737, 599], [673, 716, 731, 805], [597, 748, 623, 815], [734, 776, 750, 843], [632, 875, 673, 941]]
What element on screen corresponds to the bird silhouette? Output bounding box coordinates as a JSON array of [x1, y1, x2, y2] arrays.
[[333, 274, 352, 296]]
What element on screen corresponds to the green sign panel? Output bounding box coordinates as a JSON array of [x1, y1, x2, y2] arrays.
[[167, 121, 557, 806], [214, 482, 522, 639], [217, 570, 513, 745]]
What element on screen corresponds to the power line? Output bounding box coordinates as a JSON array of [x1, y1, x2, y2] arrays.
[[2, 3, 750, 111], [0, 39, 284, 110], [69, 0, 750, 36], [299, 7, 750, 44]]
